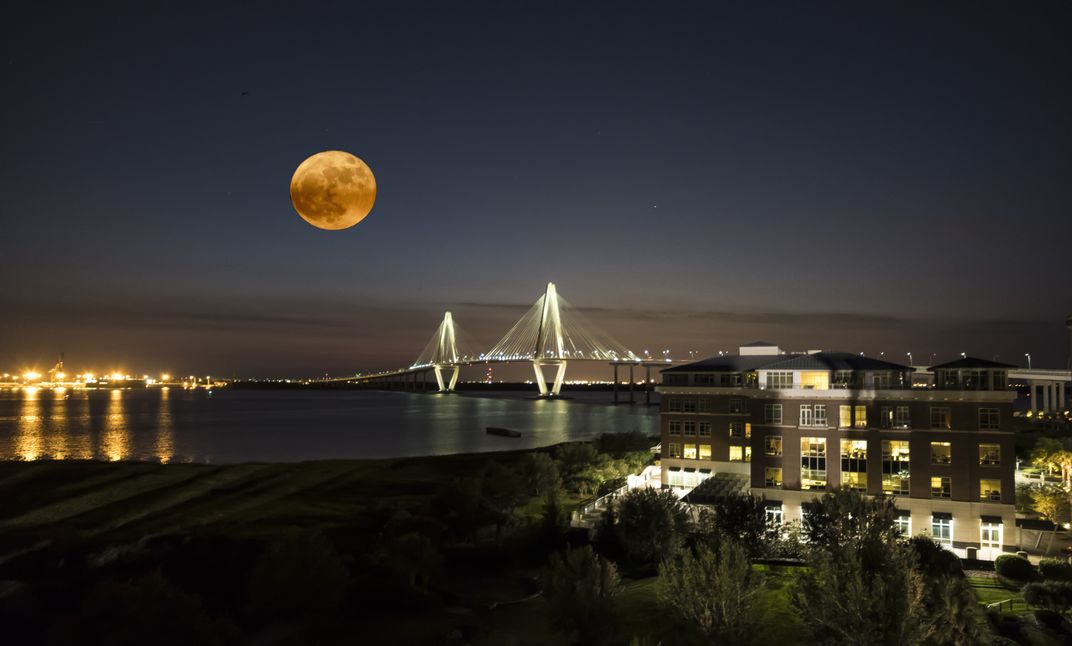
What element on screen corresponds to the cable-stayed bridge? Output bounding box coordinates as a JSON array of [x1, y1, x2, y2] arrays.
[[327, 282, 680, 398]]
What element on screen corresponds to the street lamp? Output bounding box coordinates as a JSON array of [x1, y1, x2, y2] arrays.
[[1025, 353, 1032, 369], [906, 352, 913, 365]]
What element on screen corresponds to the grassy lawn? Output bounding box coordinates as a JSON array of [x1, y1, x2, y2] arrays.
[[967, 576, 1028, 610]]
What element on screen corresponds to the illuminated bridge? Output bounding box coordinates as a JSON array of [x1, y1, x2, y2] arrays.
[[325, 282, 679, 398]]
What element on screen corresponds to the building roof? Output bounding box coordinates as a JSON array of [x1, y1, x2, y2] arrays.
[[662, 354, 782, 373], [928, 356, 1017, 370], [741, 341, 778, 347], [762, 351, 913, 372], [664, 351, 912, 373]]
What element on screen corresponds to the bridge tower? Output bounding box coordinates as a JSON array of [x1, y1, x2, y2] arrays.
[[533, 282, 568, 397], [484, 282, 639, 398], [412, 311, 469, 392]]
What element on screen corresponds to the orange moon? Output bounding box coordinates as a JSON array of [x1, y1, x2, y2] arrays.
[[289, 151, 377, 230]]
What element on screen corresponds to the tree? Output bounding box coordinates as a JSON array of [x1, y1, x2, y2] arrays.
[[245, 530, 349, 627], [911, 537, 989, 646], [800, 489, 902, 565], [657, 536, 764, 644], [700, 494, 778, 558], [479, 461, 530, 545], [925, 574, 991, 646], [378, 531, 443, 593], [543, 546, 620, 646], [56, 570, 234, 646], [435, 475, 493, 543], [1030, 483, 1066, 554], [520, 452, 562, 497], [540, 489, 569, 552], [790, 541, 931, 646], [613, 488, 689, 574], [556, 443, 598, 479], [1031, 438, 1072, 486]]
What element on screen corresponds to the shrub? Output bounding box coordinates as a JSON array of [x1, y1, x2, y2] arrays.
[[1039, 558, 1072, 581], [1023, 580, 1072, 613], [995, 554, 1035, 581]]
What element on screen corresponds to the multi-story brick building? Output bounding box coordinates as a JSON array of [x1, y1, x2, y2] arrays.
[[657, 343, 1017, 559]]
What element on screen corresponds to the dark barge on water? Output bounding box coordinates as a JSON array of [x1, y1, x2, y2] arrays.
[[486, 427, 521, 438]]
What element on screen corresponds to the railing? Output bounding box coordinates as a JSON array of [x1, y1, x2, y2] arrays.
[[986, 598, 1027, 614], [576, 482, 630, 518]]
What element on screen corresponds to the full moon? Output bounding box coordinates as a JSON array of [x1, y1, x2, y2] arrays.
[[289, 151, 377, 230]]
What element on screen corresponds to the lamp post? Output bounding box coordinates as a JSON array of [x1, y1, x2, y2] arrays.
[[907, 352, 913, 365], [1025, 353, 1032, 369]]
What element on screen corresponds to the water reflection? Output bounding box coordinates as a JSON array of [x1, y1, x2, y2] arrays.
[[15, 386, 41, 460], [156, 387, 173, 463], [102, 388, 129, 461], [0, 389, 658, 463]]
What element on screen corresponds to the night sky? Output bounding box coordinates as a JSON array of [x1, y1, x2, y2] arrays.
[[3, 1, 1070, 378]]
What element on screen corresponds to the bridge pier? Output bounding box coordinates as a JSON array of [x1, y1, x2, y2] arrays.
[[612, 364, 619, 404], [433, 364, 460, 393], [629, 364, 635, 405], [534, 360, 567, 397], [645, 364, 652, 405]]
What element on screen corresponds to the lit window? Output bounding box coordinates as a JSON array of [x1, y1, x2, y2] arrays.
[[801, 437, 827, 490], [854, 405, 868, 429], [765, 504, 784, 525], [931, 476, 951, 499], [698, 444, 712, 460], [979, 444, 1000, 466], [839, 405, 852, 428], [882, 440, 910, 495], [729, 422, 746, 438], [981, 522, 1002, 549], [764, 404, 782, 425], [683, 444, 698, 459], [930, 442, 952, 465], [979, 408, 1000, 430], [980, 479, 1002, 502], [894, 514, 911, 536], [931, 516, 953, 547], [765, 467, 782, 488], [840, 439, 867, 491], [729, 446, 744, 462], [799, 371, 829, 390], [765, 435, 782, 457], [930, 407, 951, 430]]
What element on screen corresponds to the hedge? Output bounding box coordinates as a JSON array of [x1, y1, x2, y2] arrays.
[[1038, 558, 1072, 581], [995, 554, 1035, 581]]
